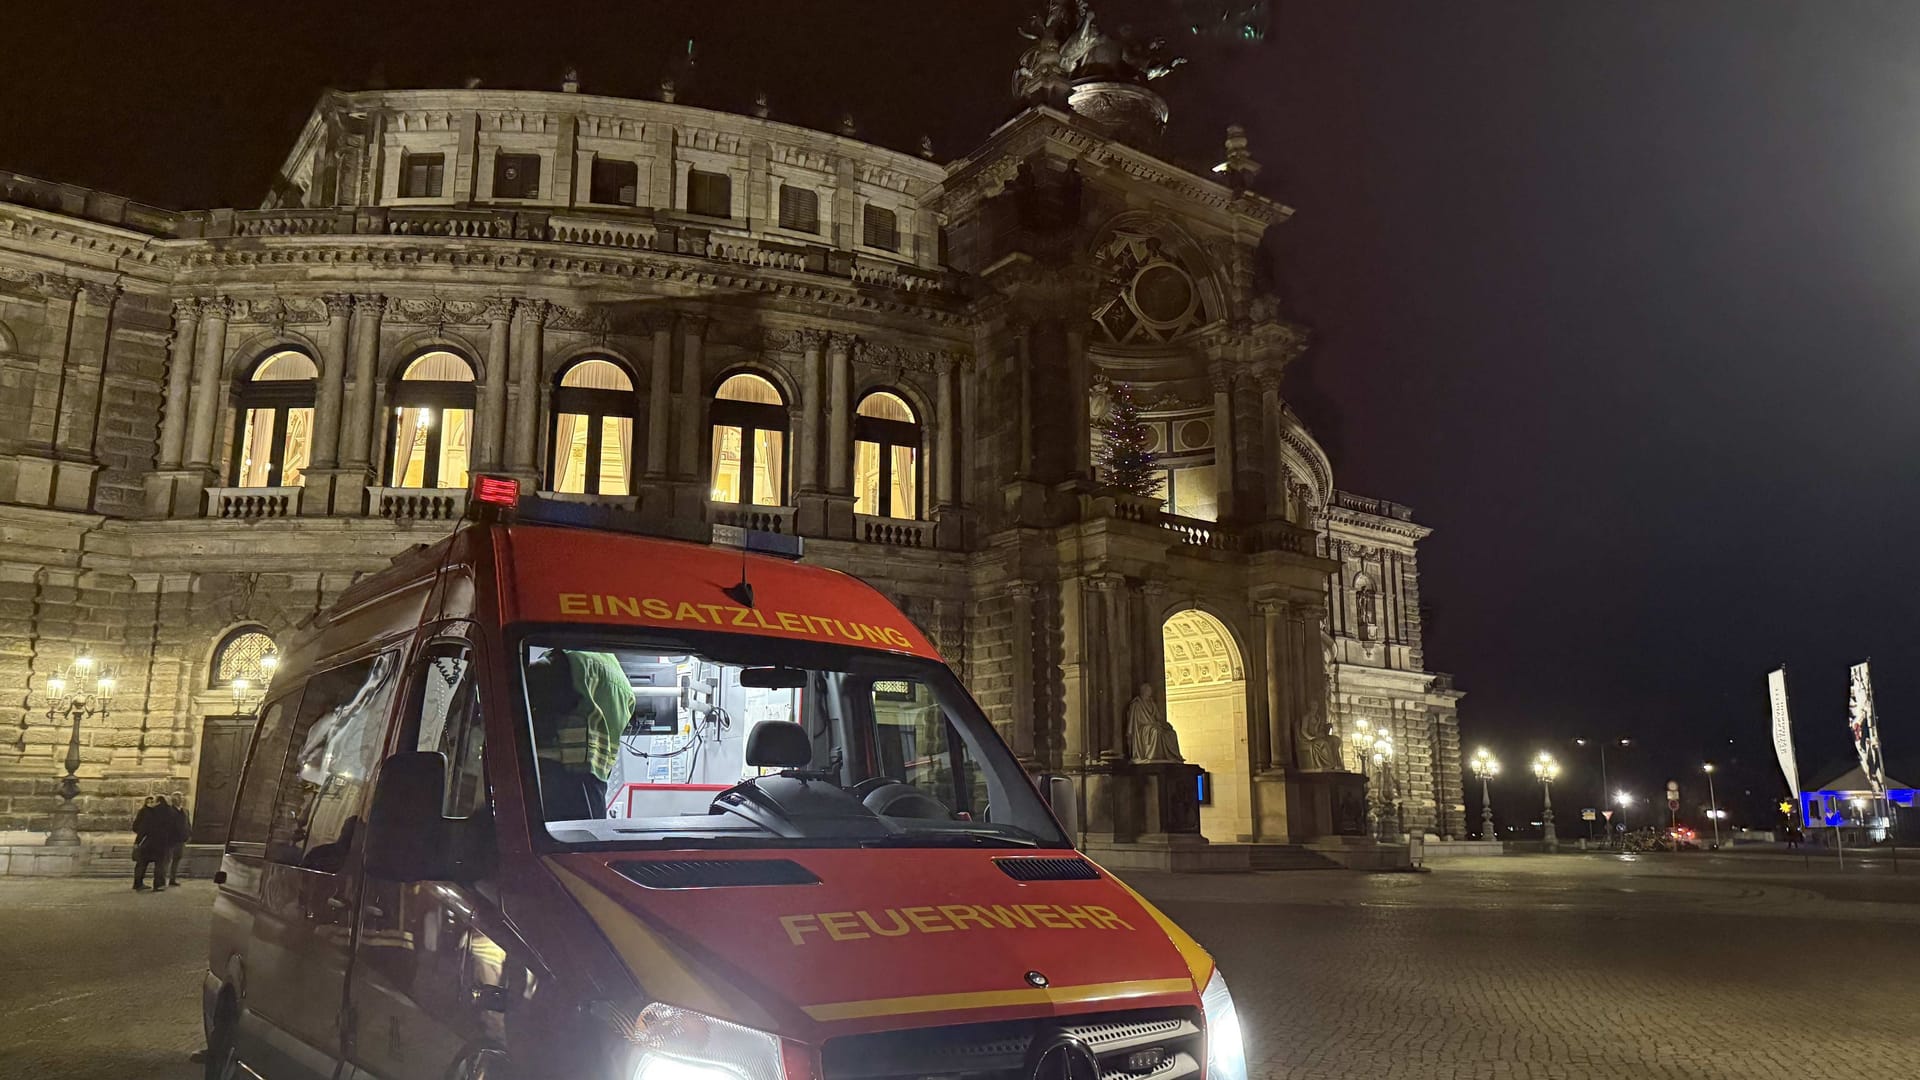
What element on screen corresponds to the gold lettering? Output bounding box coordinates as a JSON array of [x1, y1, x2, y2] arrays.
[[901, 906, 953, 933], [780, 914, 822, 946], [1086, 906, 1135, 931], [558, 593, 591, 615], [729, 606, 755, 627], [1061, 905, 1101, 930], [675, 602, 703, 623], [641, 598, 674, 620], [882, 627, 913, 649], [590, 594, 606, 616], [605, 595, 641, 618], [819, 912, 870, 941], [857, 909, 913, 938], [979, 904, 1037, 929], [749, 607, 777, 630], [776, 611, 805, 633], [1026, 904, 1071, 929], [940, 905, 995, 930], [698, 603, 726, 623]]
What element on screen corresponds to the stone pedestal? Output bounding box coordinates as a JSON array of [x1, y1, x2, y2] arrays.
[[139, 467, 213, 518], [1285, 769, 1368, 841], [296, 469, 348, 517], [1096, 760, 1204, 843]]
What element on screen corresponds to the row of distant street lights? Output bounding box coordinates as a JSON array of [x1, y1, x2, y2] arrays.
[[1470, 738, 1726, 849]]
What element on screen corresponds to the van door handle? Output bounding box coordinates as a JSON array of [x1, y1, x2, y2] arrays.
[[325, 895, 350, 913]]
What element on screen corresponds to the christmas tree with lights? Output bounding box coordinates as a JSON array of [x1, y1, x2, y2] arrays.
[[1095, 381, 1160, 499]]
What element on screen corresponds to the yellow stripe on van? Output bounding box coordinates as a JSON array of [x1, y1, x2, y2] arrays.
[[801, 977, 1195, 1023], [1106, 876, 1215, 988], [545, 859, 782, 1032]]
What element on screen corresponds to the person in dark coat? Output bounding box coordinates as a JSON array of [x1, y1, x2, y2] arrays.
[[131, 795, 164, 891], [163, 791, 191, 886]]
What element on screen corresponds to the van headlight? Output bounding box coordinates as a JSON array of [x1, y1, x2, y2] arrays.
[[1200, 968, 1248, 1080], [625, 1003, 789, 1080]]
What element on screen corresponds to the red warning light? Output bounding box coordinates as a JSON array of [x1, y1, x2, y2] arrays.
[[473, 475, 520, 506]]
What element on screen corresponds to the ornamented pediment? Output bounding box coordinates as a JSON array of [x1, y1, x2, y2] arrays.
[[1091, 228, 1211, 345]]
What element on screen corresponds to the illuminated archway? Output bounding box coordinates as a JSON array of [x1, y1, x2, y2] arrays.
[[1161, 609, 1249, 843]]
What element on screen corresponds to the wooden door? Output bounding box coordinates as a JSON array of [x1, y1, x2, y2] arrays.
[[192, 717, 254, 843]]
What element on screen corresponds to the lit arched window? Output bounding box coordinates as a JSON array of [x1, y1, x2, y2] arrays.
[[229, 351, 318, 488], [548, 358, 636, 495], [709, 373, 787, 506], [387, 351, 476, 489], [210, 626, 278, 688], [854, 391, 920, 519]]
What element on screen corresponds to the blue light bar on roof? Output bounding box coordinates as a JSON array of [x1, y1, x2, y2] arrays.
[[711, 524, 804, 560]]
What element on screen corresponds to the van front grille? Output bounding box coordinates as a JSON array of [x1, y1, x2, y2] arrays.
[[820, 1007, 1203, 1080]]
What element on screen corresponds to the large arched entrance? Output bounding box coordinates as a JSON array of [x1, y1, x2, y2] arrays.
[[1161, 610, 1249, 843]]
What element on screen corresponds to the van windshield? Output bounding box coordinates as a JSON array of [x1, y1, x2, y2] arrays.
[[517, 631, 1069, 849]]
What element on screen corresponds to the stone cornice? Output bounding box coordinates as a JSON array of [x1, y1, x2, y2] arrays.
[[1324, 507, 1431, 544], [151, 236, 972, 328], [933, 107, 1294, 230]]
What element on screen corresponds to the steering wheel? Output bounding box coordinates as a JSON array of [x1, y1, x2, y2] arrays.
[[860, 781, 952, 820], [849, 775, 904, 799]]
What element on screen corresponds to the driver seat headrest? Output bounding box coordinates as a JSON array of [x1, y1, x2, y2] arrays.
[[745, 721, 812, 769]]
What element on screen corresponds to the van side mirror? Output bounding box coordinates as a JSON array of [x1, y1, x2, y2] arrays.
[[365, 751, 463, 882], [1037, 773, 1079, 842]]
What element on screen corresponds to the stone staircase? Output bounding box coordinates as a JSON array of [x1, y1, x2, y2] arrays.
[[1247, 844, 1344, 871]]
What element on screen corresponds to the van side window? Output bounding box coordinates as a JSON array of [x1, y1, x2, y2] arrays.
[[411, 644, 488, 818], [264, 651, 402, 870], [228, 698, 296, 846]]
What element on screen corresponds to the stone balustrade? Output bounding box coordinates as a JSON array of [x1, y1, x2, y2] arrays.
[[367, 486, 469, 523], [857, 515, 928, 548], [708, 503, 796, 535], [205, 486, 302, 520]]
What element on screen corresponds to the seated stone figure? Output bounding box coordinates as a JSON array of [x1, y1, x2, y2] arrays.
[[1127, 682, 1183, 763]]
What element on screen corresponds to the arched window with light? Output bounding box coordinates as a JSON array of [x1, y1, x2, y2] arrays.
[[548, 358, 636, 496], [210, 625, 279, 711], [229, 350, 318, 488], [387, 351, 476, 489], [709, 372, 788, 506], [853, 390, 921, 519]]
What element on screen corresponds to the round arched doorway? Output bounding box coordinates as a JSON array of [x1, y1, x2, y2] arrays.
[[1162, 609, 1249, 843]]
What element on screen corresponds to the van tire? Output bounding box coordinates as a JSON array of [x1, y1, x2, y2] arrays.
[[204, 996, 240, 1080]]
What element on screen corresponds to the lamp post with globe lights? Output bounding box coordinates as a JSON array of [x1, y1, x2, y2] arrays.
[[1351, 719, 1396, 841], [231, 651, 278, 716], [1533, 752, 1561, 852], [38, 652, 118, 846], [1470, 748, 1500, 841]]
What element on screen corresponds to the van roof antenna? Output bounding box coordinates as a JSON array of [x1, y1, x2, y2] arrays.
[[723, 543, 755, 609]]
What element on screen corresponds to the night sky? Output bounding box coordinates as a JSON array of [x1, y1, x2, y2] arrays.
[[5, 2, 1914, 825]]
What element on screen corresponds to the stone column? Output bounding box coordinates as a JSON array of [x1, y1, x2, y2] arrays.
[[644, 316, 673, 479], [184, 297, 232, 470], [1208, 361, 1237, 521], [1260, 599, 1292, 770], [795, 331, 826, 494], [934, 353, 958, 508], [675, 315, 708, 482], [311, 295, 352, 469], [825, 333, 854, 495], [508, 300, 548, 479], [1065, 321, 1092, 479], [1258, 366, 1285, 519], [1007, 581, 1039, 764], [1088, 572, 1129, 761], [342, 294, 384, 473], [479, 298, 514, 471], [155, 300, 201, 469]]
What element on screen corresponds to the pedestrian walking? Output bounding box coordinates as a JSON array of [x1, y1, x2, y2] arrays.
[[131, 795, 165, 891], [164, 791, 191, 886]]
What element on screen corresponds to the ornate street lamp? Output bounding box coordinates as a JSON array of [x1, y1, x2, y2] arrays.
[[1352, 719, 1396, 841], [1470, 747, 1501, 841], [1533, 751, 1561, 852], [231, 651, 278, 716], [39, 653, 118, 846]]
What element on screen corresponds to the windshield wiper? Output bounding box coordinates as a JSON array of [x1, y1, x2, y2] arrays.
[[860, 830, 1040, 849]]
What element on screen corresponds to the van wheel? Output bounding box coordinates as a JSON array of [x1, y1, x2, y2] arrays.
[[204, 999, 240, 1080]]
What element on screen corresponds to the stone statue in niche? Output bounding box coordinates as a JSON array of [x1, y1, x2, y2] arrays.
[[1294, 640, 1344, 771], [1127, 682, 1183, 763]]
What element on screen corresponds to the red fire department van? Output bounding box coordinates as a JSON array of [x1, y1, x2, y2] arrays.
[[203, 476, 1247, 1080]]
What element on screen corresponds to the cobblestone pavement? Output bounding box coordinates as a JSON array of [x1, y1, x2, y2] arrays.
[[2, 853, 1916, 1079], [1127, 852, 1920, 1080]]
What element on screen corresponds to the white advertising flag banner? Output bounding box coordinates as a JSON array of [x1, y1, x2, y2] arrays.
[[1768, 668, 1800, 801], [1848, 661, 1886, 795]]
